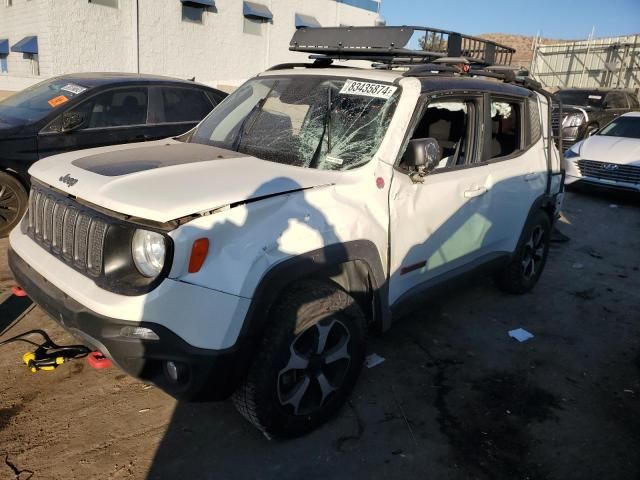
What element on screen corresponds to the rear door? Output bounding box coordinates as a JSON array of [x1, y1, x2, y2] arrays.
[[147, 85, 217, 139], [477, 94, 548, 255], [38, 86, 151, 158]]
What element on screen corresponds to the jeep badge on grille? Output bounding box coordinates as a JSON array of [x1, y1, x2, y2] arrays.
[[59, 174, 78, 187]]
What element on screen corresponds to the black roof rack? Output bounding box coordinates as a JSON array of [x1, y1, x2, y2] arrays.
[[290, 26, 515, 67]]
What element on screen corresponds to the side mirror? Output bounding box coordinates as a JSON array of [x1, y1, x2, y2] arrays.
[[402, 138, 442, 174], [62, 111, 85, 132]]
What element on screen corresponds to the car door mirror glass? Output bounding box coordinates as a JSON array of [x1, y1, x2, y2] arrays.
[[403, 138, 442, 173], [62, 111, 85, 132]]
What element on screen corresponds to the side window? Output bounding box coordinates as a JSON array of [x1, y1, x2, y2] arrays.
[[406, 98, 474, 171], [160, 87, 214, 123], [489, 100, 521, 159], [604, 92, 627, 109], [626, 93, 639, 109], [526, 96, 542, 146], [72, 88, 148, 128]]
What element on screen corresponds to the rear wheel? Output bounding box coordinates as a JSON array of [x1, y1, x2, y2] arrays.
[[495, 210, 551, 294], [232, 281, 366, 438], [0, 172, 28, 238]]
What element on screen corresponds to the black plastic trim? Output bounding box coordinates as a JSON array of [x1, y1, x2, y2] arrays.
[[9, 247, 240, 401]]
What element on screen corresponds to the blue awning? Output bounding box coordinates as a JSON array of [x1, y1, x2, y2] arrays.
[[295, 13, 320, 29], [243, 1, 272, 20], [11, 36, 38, 54], [0, 39, 9, 55], [180, 0, 214, 7]]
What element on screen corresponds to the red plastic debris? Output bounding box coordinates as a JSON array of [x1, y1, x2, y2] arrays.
[[11, 285, 28, 297], [87, 351, 113, 369]]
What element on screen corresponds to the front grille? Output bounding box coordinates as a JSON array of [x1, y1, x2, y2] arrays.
[[576, 159, 640, 185], [25, 185, 108, 277]]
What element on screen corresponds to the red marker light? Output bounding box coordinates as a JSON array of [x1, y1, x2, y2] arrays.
[[188, 238, 210, 273], [376, 177, 385, 189], [12, 285, 28, 297]]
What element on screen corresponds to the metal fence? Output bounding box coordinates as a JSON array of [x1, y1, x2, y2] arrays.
[[530, 34, 640, 89]]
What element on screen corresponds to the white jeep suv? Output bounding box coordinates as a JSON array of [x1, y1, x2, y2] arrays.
[[9, 27, 564, 437]]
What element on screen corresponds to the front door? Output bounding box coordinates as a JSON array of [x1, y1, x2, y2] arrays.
[[388, 94, 495, 305], [37, 86, 152, 158]]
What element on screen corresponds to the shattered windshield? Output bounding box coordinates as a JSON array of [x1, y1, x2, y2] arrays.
[[190, 75, 400, 171]]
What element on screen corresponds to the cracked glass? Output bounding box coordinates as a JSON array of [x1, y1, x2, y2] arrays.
[[190, 76, 400, 171]]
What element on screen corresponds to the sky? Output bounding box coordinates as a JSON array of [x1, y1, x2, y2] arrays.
[[379, 0, 640, 40]]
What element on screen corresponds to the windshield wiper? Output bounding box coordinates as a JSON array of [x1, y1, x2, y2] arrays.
[[231, 97, 267, 152], [232, 81, 278, 152]]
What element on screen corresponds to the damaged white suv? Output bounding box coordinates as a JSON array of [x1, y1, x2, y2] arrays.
[[9, 27, 564, 437]]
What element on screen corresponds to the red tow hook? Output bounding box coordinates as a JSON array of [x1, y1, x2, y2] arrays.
[[87, 351, 113, 369], [12, 285, 28, 297]]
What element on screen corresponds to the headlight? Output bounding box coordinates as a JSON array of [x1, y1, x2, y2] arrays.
[[563, 113, 585, 128], [564, 141, 583, 159], [132, 229, 166, 278]]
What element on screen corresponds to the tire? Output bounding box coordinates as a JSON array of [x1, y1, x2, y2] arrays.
[[495, 210, 552, 294], [0, 172, 28, 238], [232, 280, 366, 438]]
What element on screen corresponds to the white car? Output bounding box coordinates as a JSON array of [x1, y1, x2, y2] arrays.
[[564, 112, 640, 191], [8, 26, 564, 437]]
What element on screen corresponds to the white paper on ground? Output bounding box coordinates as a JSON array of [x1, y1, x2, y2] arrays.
[[365, 353, 386, 368], [508, 328, 534, 342]]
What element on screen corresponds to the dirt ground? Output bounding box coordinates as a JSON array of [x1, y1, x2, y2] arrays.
[[0, 188, 639, 480]]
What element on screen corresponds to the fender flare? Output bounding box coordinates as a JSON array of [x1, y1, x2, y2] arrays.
[[229, 240, 389, 385]]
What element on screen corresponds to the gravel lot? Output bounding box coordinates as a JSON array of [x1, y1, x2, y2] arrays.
[[0, 189, 639, 480]]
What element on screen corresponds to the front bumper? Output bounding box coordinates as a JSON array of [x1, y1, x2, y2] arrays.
[[9, 248, 243, 400]]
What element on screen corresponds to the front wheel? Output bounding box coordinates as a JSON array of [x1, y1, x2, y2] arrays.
[[0, 172, 28, 238], [495, 210, 552, 294], [232, 281, 366, 438]]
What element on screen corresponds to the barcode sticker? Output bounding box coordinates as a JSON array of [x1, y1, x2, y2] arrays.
[[339, 79, 398, 99], [60, 83, 87, 95]]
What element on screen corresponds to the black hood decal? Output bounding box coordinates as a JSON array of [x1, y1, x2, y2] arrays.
[[72, 142, 244, 176]]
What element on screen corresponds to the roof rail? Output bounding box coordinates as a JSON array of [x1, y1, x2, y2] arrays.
[[290, 26, 515, 66]]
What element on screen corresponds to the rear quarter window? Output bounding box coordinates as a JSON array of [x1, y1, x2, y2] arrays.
[[160, 87, 214, 123]]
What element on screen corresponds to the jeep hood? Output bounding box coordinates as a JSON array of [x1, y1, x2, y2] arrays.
[[29, 140, 355, 223], [579, 135, 640, 166]]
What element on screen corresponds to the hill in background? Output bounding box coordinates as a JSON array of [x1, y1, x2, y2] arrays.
[[479, 33, 573, 68]]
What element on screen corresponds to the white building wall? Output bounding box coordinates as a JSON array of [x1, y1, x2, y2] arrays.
[[0, 0, 377, 92], [47, 0, 137, 75], [0, 0, 51, 90]]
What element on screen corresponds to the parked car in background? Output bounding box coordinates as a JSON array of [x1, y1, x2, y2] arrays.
[[553, 88, 640, 152], [564, 112, 640, 192], [0, 73, 227, 236]]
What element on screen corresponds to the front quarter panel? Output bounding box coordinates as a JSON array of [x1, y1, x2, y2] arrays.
[[168, 180, 389, 299]]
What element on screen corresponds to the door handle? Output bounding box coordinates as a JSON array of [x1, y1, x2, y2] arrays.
[[463, 186, 488, 198], [524, 173, 538, 182]]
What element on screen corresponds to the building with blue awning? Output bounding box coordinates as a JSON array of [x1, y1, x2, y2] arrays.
[[0, 0, 381, 91]]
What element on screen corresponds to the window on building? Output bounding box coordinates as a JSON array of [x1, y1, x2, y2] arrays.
[[70, 88, 149, 129], [182, 5, 207, 23], [242, 2, 272, 35], [159, 87, 214, 123], [243, 17, 263, 35], [88, 0, 118, 7], [489, 100, 521, 159], [0, 56, 7, 74]]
